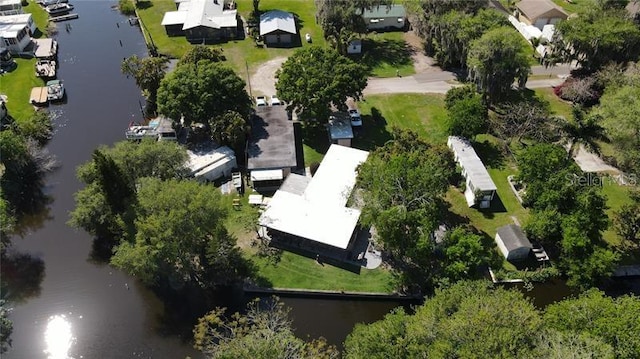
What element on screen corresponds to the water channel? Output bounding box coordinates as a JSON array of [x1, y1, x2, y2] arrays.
[[3, 1, 639, 358]]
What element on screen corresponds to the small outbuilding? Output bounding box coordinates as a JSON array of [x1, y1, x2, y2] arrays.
[[327, 115, 353, 148], [495, 224, 533, 262], [259, 10, 296, 46], [515, 0, 568, 30], [187, 145, 237, 182], [361, 4, 406, 31]]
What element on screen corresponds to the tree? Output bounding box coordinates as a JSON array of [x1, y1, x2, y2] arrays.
[[440, 226, 496, 282], [121, 55, 169, 115], [534, 330, 615, 359], [491, 100, 559, 144], [344, 281, 543, 359], [0, 299, 12, 354], [548, 8, 640, 72], [14, 110, 53, 146], [467, 27, 531, 103], [111, 178, 250, 288], [613, 191, 640, 246], [429, 9, 508, 69], [544, 289, 640, 359], [524, 209, 562, 246], [209, 110, 249, 152], [92, 149, 135, 214], [559, 105, 607, 159], [315, 0, 390, 54], [445, 89, 487, 139], [275, 47, 368, 120], [178, 45, 224, 66], [194, 297, 338, 359], [157, 62, 252, 127], [356, 129, 455, 290], [592, 85, 640, 173]]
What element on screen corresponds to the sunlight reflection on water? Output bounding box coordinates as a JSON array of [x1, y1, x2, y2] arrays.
[[44, 314, 75, 359]]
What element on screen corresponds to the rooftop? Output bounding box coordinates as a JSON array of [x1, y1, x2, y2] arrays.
[[328, 115, 354, 141], [361, 4, 406, 19], [259, 145, 370, 249], [187, 145, 236, 175], [259, 10, 296, 36], [516, 0, 567, 21], [447, 136, 497, 192], [496, 224, 532, 251], [161, 0, 237, 30], [247, 106, 297, 170]]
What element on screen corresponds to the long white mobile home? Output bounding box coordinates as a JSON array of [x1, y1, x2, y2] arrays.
[[447, 136, 497, 208]]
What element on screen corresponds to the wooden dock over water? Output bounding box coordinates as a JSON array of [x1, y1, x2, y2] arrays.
[[50, 13, 78, 22]]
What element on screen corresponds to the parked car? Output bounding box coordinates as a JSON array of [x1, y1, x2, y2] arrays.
[[256, 96, 267, 107], [348, 109, 362, 127], [270, 95, 282, 106]]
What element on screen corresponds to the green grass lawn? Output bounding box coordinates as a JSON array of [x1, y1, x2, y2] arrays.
[[534, 87, 573, 120], [24, 0, 49, 37], [0, 58, 43, 121], [357, 31, 415, 78], [551, 0, 588, 14]]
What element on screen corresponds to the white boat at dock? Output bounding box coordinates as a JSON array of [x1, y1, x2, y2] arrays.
[[45, 3, 74, 15], [38, 0, 68, 6], [35, 59, 56, 78], [46, 79, 65, 101]]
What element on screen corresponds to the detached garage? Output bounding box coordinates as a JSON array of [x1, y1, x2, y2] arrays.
[[260, 10, 297, 46]]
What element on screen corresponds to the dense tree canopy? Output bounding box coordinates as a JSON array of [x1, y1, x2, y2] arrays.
[[345, 282, 632, 358], [544, 289, 640, 359], [157, 61, 252, 127], [356, 129, 456, 290], [518, 144, 618, 288], [178, 45, 224, 66], [548, 8, 640, 72], [275, 47, 367, 120], [444, 86, 487, 139], [121, 55, 168, 115], [111, 178, 249, 288], [613, 191, 640, 246], [592, 85, 640, 174], [0, 299, 11, 354], [467, 27, 531, 103], [194, 297, 338, 359]]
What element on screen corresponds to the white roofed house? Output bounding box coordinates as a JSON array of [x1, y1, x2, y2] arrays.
[[0, 14, 32, 54], [259, 145, 369, 264], [447, 136, 497, 209], [259, 10, 297, 46], [161, 0, 239, 42]]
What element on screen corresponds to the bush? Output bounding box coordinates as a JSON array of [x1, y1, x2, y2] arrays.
[[553, 76, 601, 106], [118, 0, 135, 15]]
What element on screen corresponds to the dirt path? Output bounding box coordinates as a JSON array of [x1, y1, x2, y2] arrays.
[[249, 56, 287, 98], [403, 30, 440, 74]]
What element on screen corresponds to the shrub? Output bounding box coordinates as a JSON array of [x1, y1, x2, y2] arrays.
[[118, 0, 135, 15]]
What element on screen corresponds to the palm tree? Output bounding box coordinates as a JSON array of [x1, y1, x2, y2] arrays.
[[559, 105, 608, 159]]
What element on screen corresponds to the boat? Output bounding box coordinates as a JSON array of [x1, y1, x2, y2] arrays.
[[35, 59, 56, 78], [46, 80, 65, 101], [45, 3, 74, 15], [39, 0, 68, 6]]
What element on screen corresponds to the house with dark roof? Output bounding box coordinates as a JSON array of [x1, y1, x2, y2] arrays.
[[247, 106, 297, 192], [516, 0, 568, 30], [361, 4, 406, 31], [260, 10, 297, 46], [495, 224, 533, 261]]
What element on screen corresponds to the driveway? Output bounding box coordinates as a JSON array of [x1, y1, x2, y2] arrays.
[[249, 57, 287, 98]]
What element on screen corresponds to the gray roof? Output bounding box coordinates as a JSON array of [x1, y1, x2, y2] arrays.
[[279, 173, 311, 196], [260, 10, 296, 35], [516, 0, 567, 21], [447, 136, 497, 192], [362, 4, 406, 19], [247, 106, 297, 170], [328, 115, 353, 140], [496, 224, 532, 252]]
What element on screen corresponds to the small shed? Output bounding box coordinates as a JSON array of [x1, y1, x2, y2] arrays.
[[260, 10, 296, 46], [495, 224, 533, 261], [328, 115, 353, 147], [361, 4, 406, 31], [516, 0, 568, 30]]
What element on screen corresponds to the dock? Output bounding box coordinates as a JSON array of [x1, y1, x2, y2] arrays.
[[50, 13, 78, 22]]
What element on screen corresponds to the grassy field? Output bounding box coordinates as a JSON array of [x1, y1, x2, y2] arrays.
[[358, 31, 415, 78]]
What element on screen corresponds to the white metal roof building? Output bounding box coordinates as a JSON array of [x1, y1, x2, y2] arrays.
[[259, 10, 296, 45], [161, 0, 238, 40], [259, 145, 369, 250], [447, 136, 497, 208]]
